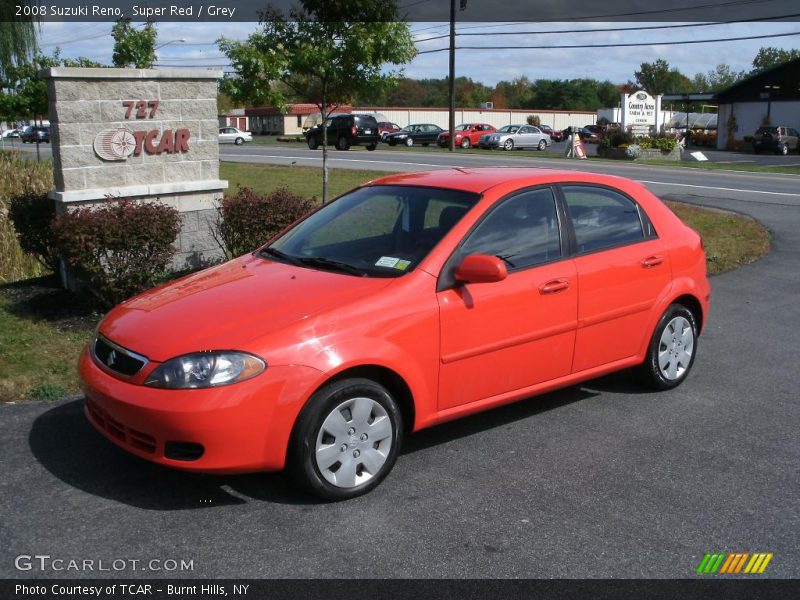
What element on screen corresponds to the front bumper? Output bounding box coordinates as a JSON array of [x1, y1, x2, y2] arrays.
[[79, 347, 322, 473]]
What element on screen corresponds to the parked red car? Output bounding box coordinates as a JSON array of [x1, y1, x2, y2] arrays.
[[437, 123, 497, 148], [376, 121, 401, 141], [538, 124, 563, 142], [81, 168, 710, 500]]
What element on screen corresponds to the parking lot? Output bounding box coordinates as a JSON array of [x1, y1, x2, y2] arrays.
[[1, 149, 798, 578]]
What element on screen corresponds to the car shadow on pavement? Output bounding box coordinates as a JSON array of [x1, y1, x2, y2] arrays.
[[28, 399, 320, 510], [29, 374, 644, 510]]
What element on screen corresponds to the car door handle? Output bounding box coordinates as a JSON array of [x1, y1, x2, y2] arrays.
[[641, 255, 664, 268], [539, 279, 570, 294]]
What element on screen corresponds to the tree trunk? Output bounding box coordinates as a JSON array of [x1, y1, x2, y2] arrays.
[[321, 93, 329, 204]]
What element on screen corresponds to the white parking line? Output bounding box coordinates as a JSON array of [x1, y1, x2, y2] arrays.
[[638, 179, 800, 197], [221, 153, 456, 169]]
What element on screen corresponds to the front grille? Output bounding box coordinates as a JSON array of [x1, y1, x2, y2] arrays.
[[86, 399, 157, 454], [94, 336, 147, 376]]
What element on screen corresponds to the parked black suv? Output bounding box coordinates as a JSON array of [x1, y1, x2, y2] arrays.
[[306, 114, 379, 151], [752, 126, 799, 155]]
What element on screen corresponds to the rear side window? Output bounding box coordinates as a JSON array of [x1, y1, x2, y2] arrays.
[[561, 185, 645, 253]]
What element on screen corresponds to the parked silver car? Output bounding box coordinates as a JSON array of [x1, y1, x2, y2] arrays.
[[479, 124, 550, 151], [218, 127, 252, 145]]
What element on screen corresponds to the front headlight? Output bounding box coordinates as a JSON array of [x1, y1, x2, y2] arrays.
[[145, 352, 266, 389]]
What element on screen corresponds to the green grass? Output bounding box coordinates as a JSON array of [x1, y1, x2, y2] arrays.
[[666, 201, 771, 275], [635, 159, 800, 175], [220, 162, 389, 199]]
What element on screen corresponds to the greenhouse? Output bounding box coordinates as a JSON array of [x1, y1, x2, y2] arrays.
[[664, 112, 718, 131]]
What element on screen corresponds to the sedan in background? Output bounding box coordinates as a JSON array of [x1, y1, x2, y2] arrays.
[[218, 127, 252, 145], [479, 124, 551, 151], [577, 127, 602, 143], [537, 124, 563, 142], [437, 123, 496, 149], [1, 129, 21, 139], [377, 122, 402, 141], [385, 124, 444, 147], [80, 167, 710, 500]]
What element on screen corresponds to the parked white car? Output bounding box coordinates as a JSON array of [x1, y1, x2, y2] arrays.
[[1, 129, 21, 139], [479, 124, 551, 151], [218, 127, 252, 145]]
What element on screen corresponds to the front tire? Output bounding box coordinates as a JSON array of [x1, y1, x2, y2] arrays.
[[307, 137, 319, 150], [289, 378, 403, 500], [779, 143, 788, 156], [405, 137, 414, 147], [503, 139, 514, 151], [639, 305, 698, 390]]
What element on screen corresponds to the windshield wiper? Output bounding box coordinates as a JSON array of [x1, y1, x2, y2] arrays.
[[297, 256, 367, 276], [257, 247, 302, 266]]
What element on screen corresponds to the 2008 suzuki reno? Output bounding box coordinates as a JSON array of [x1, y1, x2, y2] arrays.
[[81, 168, 710, 500]]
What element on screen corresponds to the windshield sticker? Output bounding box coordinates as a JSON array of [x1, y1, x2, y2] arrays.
[[395, 260, 411, 271], [375, 256, 400, 268]]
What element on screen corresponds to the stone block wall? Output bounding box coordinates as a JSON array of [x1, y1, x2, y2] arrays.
[[41, 67, 228, 270]]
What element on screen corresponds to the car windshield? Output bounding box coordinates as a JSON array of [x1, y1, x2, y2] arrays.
[[266, 185, 479, 277], [497, 126, 520, 133]]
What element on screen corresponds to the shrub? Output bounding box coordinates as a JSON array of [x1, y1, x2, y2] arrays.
[[51, 200, 181, 307], [215, 186, 315, 259], [276, 135, 306, 143], [526, 114, 541, 127], [633, 136, 677, 152], [8, 190, 60, 273], [625, 144, 642, 159], [1, 151, 54, 283]]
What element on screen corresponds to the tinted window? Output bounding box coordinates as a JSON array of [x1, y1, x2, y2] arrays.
[[270, 186, 479, 277], [459, 188, 561, 270], [562, 186, 644, 253], [354, 115, 377, 126]]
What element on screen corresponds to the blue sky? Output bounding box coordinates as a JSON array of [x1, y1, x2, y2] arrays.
[[37, 21, 800, 86]]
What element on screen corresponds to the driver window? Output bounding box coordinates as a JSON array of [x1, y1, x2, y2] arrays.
[[459, 188, 562, 270]]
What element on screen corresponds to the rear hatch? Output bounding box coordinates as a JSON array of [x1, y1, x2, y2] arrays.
[[754, 126, 779, 145], [354, 115, 378, 138]]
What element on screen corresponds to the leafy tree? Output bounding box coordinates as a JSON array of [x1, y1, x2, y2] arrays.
[[494, 76, 534, 109], [0, 50, 104, 123], [751, 46, 800, 73], [633, 59, 692, 95], [0, 1, 37, 79], [112, 19, 157, 68], [218, 0, 416, 202]]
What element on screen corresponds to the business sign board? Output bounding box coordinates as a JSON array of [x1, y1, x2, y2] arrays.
[[621, 90, 660, 136]]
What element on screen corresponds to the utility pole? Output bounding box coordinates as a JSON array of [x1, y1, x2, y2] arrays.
[[447, 0, 466, 152], [447, 0, 456, 152]]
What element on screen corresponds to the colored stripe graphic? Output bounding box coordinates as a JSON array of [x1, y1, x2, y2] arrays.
[[698, 552, 772, 574]]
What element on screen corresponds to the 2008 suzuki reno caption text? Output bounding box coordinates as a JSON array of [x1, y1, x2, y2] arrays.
[[81, 168, 710, 500]]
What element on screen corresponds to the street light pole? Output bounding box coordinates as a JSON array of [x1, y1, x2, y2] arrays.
[[448, 0, 456, 152]]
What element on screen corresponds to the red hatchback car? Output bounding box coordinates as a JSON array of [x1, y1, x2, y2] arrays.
[[437, 123, 497, 148], [81, 168, 710, 500]]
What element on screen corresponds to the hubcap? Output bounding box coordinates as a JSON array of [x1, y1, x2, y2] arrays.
[[315, 397, 393, 488], [657, 316, 694, 380]]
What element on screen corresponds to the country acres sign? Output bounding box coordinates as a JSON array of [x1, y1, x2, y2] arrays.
[[93, 99, 191, 161], [621, 90, 659, 136]]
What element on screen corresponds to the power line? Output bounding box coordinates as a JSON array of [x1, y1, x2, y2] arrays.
[[417, 29, 800, 54], [415, 13, 800, 43]]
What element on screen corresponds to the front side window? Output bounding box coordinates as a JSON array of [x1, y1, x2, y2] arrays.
[[561, 185, 645, 253], [268, 186, 479, 277], [458, 187, 562, 270]]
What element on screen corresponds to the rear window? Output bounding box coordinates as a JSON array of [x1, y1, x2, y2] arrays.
[[354, 115, 378, 126], [756, 127, 778, 135]]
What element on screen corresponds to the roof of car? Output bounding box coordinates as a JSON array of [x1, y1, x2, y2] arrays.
[[369, 167, 633, 195]]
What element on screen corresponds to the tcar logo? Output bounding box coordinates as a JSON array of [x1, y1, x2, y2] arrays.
[[93, 127, 191, 161], [94, 128, 137, 161]]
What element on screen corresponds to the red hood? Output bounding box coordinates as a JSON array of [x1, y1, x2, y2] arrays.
[[99, 255, 393, 362]]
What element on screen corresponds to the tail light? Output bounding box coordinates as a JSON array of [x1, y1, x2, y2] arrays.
[[352, 126, 357, 136]]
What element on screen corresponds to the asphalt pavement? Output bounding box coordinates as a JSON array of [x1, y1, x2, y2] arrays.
[[1, 142, 799, 579]]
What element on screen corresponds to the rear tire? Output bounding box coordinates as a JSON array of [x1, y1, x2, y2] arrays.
[[336, 136, 350, 151], [366, 144, 376, 151], [638, 305, 698, 391], [234, 137, 244, 145], [461, 138, 471, 149], [780, 143, 788, 156], [289, 378, 403, 501], [538, 140, 547, 151]]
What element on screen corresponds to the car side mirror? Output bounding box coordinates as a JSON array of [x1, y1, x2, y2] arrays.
[[454, 254, 508, 284]]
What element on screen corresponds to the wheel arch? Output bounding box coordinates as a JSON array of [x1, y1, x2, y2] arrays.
[[670, 293, 704, 334]]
